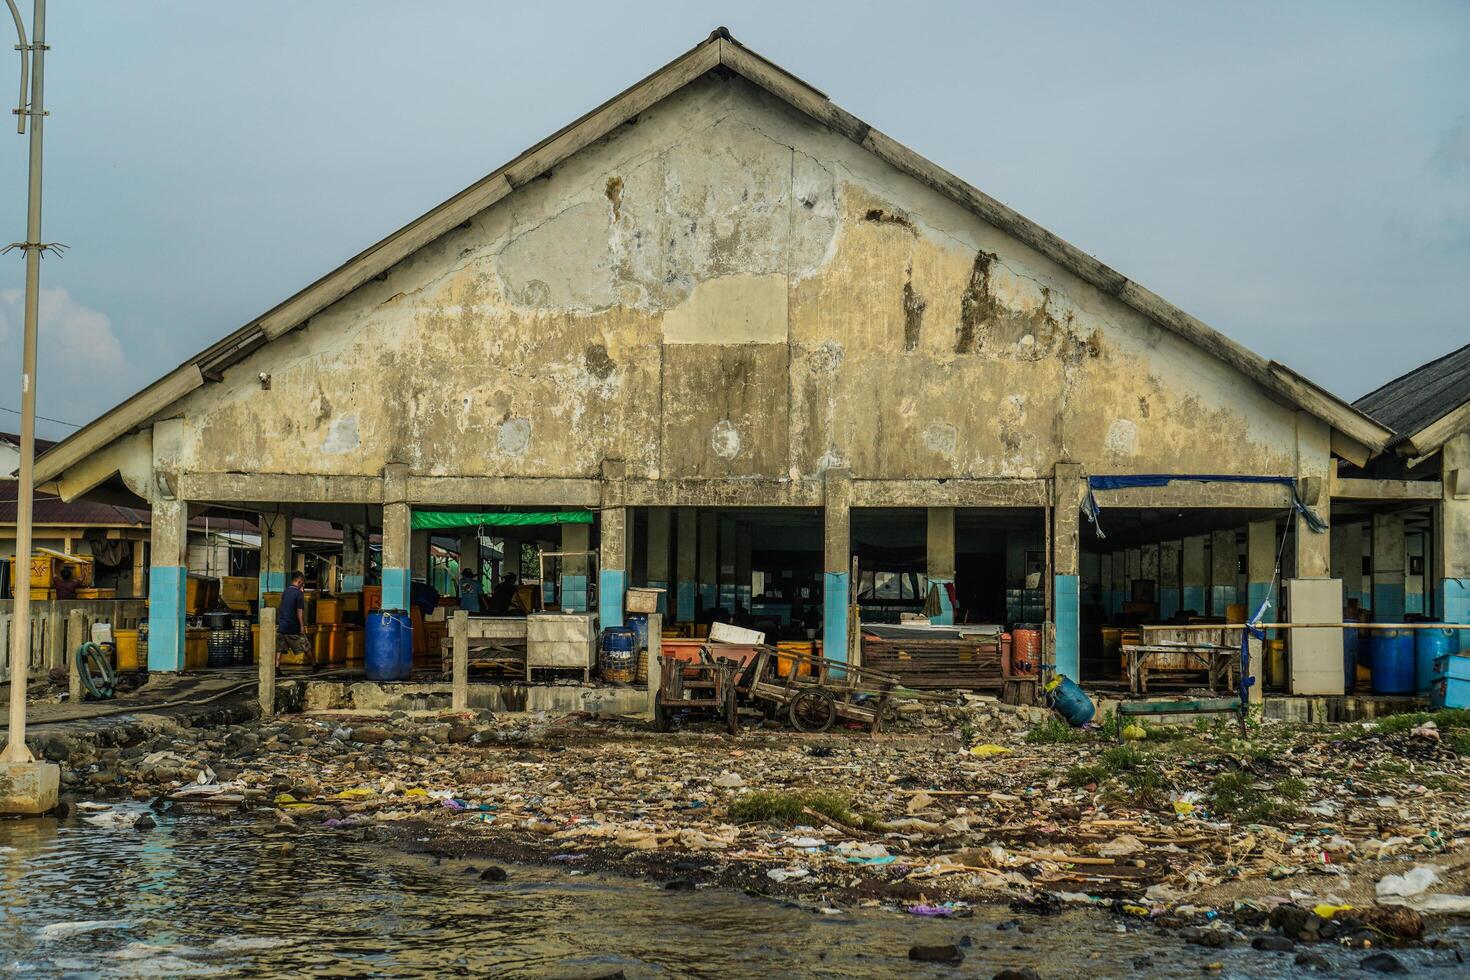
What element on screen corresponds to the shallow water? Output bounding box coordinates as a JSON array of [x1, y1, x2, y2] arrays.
[[1, 805, 1464, 978]]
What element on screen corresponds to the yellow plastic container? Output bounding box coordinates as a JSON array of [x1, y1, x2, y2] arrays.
[[311, 625, 331, 665], [775, 640, 815, 678], [184, 628, 209, 670], [1266, 639, 1287, 688], [114, 629, 140, 671], [316, 598, 344, 625], [345, 628, 364, 663], [325, 624, 348, 665]]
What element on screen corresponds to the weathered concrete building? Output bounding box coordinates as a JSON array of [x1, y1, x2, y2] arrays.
[[37, 29, 1458, 691]]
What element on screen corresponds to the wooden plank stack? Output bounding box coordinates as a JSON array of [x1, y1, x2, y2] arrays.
[[861, 636, 1003, 690]]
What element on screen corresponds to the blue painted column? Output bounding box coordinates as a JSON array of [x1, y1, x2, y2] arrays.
[[1052, 462, 1083, 681], [1210, 529, 1239, 616], [147, 495, 189, 671], [927, 507, 956, 626], [1159, 540, 1182, 621], [1372, 513, 1406, 622], [1053, 574, 1080, 680], [675, 508, 697, 622], [823, 470, 852, 663], [598, 505, 629, 629], [381, 499, 412, 611]]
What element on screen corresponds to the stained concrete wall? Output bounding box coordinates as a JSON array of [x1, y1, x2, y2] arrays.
[[169, 73, 1302, 485]]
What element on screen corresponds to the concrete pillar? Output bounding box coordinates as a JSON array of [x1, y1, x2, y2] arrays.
[[1246, 521, 1277, 621], [381, 503, 412, 611], [646, 507, 671, 615], [1125, 548, 1141, 600], [599, 506, 628, 628], [66, 609, 84, 704], [1182, 536, 1207, 615], [717, 516, 736, 612], [451, 609, 468, 711], [130, 539, 146, 598], [258, 607, 276, 717], [1371, 513, 1406, 623], [823, 470, 852, 664], [1405, 531, 1425, 615], [1438, 433, 1470, 647], [258, 511, 292, 603], [457, 530, 480, 576], [1295, 413, 1333, 579], [698, 511, 718, 615], [148, 495, 189, 672], [1159, 540, 1182, 620], [676, 508, 697, 622], [1098, 553, 1112, 618], [560, 523, 591, 613], [1110, 546, 1128, 617], [340, 523, 368, 593], [926, 507, 956, 625], [1052, 462, 1083, 681], [644, 611, 663, 718], [735, 526, 752, 611], [1338, 522, 1365, 610], [380, 464, 412, 610], [1210, 529, 1238, 616], [411, 529, 431, 585]]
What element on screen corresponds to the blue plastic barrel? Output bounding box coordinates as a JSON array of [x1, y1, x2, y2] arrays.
[[1343, 627, 1359, 691], [1416, 627, 1455, 694], [627, 613, 649, 653], [366, 609, 412, 681], [1048, 676, 1095, 727], [1369, 629, 1415, 695], [599, 626, 638, 680]]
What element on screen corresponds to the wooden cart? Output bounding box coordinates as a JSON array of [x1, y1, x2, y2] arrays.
[[735, 647, 900, 736], [653, 652, 742, 734]]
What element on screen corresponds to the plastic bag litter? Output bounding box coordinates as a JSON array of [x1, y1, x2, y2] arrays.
[[767, 867, 809, 883], [835, 841, 889, 861], [783, 836, 826, 849], [712, 771, 745, 788], [1097, 834, 1146, 857], [1376, 865, 1439, 898], [907, 791, 936, 813], [1122, 724, 1146, 741], [1404, 894, 1470, 913], [968, 744, 1012, 757]]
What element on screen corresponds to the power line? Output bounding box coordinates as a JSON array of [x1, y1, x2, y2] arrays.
[[0, 404, 79, 427]]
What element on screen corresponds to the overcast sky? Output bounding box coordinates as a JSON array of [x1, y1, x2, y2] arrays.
[[0, 1, 1465, 440]]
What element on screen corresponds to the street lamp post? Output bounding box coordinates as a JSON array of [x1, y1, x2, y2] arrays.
[[0, 0, 58, 814]]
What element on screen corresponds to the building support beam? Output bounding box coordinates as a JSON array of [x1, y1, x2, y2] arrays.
[[676, 508, 697, 623], [1052, 462, 1083, 681], [1182, 536, 1207, 616], [1372, 513, 1407, 623], [718, 516, 737, 612], [1210, 529, 1238, 616], [340, 523, 368, 593], [735, 525, 752, 612], [560, 523, 591, 613], [1438, 433, 1470, 642], [824, 469, 852, 664], [926, 507, 955, 625], [698, 511, 718, 616], [1159, 540, 1181, 620], [599, 505, 629, 629], [381, 464, 412, 611], [645, 507, 671, 615], [148, 494, 189, 672]]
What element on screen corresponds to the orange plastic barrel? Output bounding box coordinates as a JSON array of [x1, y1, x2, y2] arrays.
[[1011, 626, 1041, 677]]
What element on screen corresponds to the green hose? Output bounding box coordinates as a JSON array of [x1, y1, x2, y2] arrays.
[[75, 641, 117, 700]]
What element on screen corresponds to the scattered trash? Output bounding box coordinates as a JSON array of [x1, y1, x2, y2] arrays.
[[766, 867, 810, 883], [968, 744, 1012, 757], [1376, 865, 1439, 898]]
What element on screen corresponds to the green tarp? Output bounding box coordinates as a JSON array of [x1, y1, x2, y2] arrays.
[[410, 510, 594, 531]]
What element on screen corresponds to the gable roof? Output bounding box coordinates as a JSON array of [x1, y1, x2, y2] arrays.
[[1354, 341, 1470, 456], [34, 27, 1391, 489]]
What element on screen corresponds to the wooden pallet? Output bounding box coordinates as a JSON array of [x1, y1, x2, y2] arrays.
[[861, 638, 1003, 690]]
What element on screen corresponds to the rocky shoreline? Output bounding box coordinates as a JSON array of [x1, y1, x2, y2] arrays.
[[24, 692, 1470, 974]]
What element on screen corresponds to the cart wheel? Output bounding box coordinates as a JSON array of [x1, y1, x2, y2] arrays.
[[878, 700, 901, 728], [654, 699, 672, 733], [788, 690, 836, 733]]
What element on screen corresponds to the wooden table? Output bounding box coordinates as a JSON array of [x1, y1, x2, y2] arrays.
[[1121, 642, 1237, 694]]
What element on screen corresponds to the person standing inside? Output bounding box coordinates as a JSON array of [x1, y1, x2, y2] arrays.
[[458, 566, 484, 614], [276, 570, 312, 670]]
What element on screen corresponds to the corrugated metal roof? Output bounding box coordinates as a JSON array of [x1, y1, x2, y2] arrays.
[[0, 479, 147, 526], [1354, 342, 1470, 447]]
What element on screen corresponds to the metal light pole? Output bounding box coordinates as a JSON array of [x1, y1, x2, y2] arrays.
[[1, 0, 50, 768]]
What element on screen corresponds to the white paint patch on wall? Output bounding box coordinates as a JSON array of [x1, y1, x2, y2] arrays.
[[322, 414, 360, 455], [1105, 418, 1139, 457], [923, 422, 958, 455], [710, 419, 742, 459], [497, 417, 532, 456]]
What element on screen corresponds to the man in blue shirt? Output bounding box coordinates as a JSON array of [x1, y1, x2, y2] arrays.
[[276, 571, 312, 669], [458, 567, 484, 614]]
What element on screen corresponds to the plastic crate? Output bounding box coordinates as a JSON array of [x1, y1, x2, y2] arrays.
[[1433, 654, 1470, 683], [1430, 676, 1470, 710]]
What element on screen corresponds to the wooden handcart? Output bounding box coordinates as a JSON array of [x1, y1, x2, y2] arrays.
[[735, 647, 901, 737], [654, 652, 742, 735]]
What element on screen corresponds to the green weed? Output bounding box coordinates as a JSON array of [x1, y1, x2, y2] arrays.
[[728, 789, 878, 829], [1026, 717, 1082, 745]]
